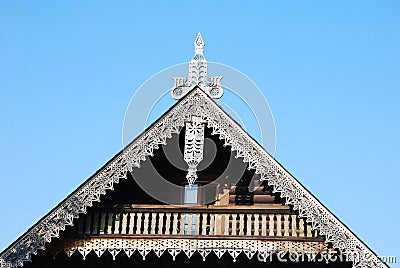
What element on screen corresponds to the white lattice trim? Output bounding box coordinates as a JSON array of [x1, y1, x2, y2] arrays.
[[50, 238, 337, 263], [0, 88, 388, 268]]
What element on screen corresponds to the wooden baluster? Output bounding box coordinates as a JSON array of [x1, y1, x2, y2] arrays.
[[106, 212, 113, 234], [209, 214, 215, 235], [113, 213, 121, 234], [313, 228, 318, 237], [223, 214, 229, 235], [298, 218, 305, 237], [190, 213, 195, 235], [143, 213, 149, 234], [306, 222, 312, 237], [99, 212, 106, 235], [246, 214, 252, 236], [231, 214, 237, 235], [85, 212, 92, 235], [283, 214, 290, 236], [172, 213, 178, 235], [254, 214, 259, 236], [211, 214, 215, 235], [180, 213, 185, 235], [165, 213, 171, 235], [121, 212, 128, 235], [291, 215, 297, 237], [158, 213, 164, 235], [150, 213, 157, 234], [261, 215, 268, 236], [238, 214, 244, 236], [201, 213, 207, 235], [215, 214, 222, 235], [128, 213, 135, 234], [268, 214, 274, 236], [92, 212, 99, 235], [136, 213, 143, 235], [276, 214, 282, 236], [195, 213, 200, 235], [187, 214, 193, 235]]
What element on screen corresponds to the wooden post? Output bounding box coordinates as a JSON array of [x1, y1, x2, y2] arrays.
[[77, 215, 85, 235], [99, 212, 106, 235], [85, 212, 92, 235], [92, 212, 99, 235]]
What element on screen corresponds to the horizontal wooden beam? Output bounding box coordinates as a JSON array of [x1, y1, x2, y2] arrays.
[[91, 204, 293, 214], [65, 234, 324, 242]]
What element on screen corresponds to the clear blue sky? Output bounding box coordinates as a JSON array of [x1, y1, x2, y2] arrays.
[[0, 0, 399, 265]]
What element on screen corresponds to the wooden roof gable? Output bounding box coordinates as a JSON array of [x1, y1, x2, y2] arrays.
[[0, 87, 388, 268]]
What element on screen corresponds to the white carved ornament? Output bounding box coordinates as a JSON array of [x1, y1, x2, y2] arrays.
[[50, 238, 337, 263], [184, 116, 205, 186], [171, 33, 223, 99], [0, 89, 388, 268]]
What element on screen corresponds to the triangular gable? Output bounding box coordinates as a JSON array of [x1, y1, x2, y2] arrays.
[[0, 87, 387, 268]]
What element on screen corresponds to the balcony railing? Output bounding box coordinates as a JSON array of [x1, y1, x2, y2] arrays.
[[72, 206, 319, 239]]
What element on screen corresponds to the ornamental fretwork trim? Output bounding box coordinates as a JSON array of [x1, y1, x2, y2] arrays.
[[0, 87, 388, 268], [49, 238, 338, 263]]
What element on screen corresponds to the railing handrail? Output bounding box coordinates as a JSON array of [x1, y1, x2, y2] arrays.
[[67, 233, 324, 242]]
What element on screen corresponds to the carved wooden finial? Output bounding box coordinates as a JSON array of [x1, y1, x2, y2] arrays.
[[171, 33, 223, 99]]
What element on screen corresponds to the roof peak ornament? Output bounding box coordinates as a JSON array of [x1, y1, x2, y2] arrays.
[[193, 32, 205, 60], [171, 33, 223, 99]]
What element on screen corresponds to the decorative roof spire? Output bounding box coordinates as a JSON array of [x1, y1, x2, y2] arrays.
[[193, 32, 205, 61], [171, 33, 223, 99]]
